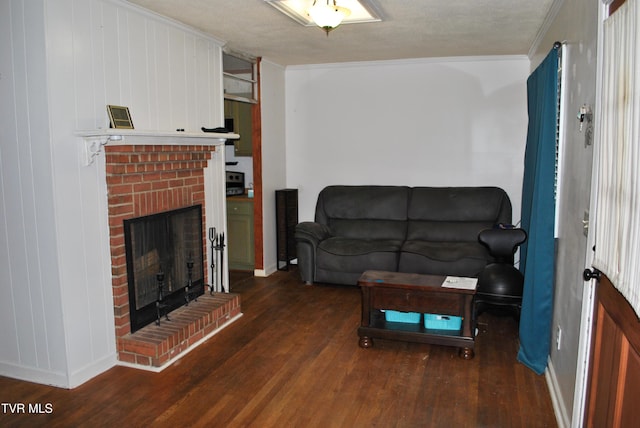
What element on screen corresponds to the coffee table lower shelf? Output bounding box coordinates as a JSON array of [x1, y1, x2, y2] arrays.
[[358, 318, 475, 359]]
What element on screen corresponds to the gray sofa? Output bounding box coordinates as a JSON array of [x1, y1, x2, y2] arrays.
[[295, 185, 512, 285]]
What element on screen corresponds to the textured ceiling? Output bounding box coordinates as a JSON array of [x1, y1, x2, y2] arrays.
[[126, 0, 555, 66]]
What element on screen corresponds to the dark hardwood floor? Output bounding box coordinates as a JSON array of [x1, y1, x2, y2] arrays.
[[0, 269, 557, 427]]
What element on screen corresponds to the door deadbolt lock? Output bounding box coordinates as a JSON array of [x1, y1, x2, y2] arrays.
[[583, 268, 601, 282]]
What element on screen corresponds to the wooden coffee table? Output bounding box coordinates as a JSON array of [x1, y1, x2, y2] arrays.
[[357, 270, 477, 359]]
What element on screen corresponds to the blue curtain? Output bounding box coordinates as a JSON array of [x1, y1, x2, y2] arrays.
[[517, 46, 560, 375]]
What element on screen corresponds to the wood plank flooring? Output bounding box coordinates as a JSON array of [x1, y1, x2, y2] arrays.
[[0, 269, 557, 427]]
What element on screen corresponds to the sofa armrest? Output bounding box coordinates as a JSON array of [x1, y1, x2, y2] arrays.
[[295, 222, 332, 246], [295, 222, 332, 285]]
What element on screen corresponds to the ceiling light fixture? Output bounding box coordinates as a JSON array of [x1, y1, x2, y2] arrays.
[[264, 1, 382, 33], [309, 0, 351, 35]]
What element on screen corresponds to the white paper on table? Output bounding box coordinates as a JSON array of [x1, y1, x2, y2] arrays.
[[442, 276, 478, 290]]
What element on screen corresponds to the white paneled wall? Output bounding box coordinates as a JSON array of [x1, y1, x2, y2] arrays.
[[0, 0, 225, 388], [0, 0, 68, 386]]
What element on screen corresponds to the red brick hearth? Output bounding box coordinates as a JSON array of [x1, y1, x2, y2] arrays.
[[118, 293, 241, 367], [105, 144, 241, 368]]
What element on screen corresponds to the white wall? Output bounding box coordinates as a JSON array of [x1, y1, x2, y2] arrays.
[[0, 0, 69, 387], [259, 60, 287, 275], [285, 57, 530, 224], [0, 0, 225, 388], [529, 1, 599, 426]]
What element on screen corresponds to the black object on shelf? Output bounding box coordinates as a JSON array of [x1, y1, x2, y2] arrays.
[[201, 126, 230, 133], [225, 161, 238, 166], [276, 189, 298, 271]]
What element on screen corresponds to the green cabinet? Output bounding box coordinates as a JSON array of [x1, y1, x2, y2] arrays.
[[224, 100, 253, 157], [227, 199, 254, 270]]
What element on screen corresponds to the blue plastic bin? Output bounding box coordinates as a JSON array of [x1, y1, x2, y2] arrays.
[[384, 310, 421, 324], [424, 313, 462, 331]]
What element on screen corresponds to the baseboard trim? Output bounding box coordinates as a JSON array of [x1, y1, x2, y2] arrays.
[[255, 262, 278, 277], [0, 362, 70, 389], [68, 353, 118, 389], [546, 356, 570, 428], [254, 269, 269, 277]]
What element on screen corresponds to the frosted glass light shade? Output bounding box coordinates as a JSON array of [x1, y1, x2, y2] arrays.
[[309, 1, 351, 33], [309, 0, 351, 33]]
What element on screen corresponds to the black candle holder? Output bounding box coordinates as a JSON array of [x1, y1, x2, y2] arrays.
[[184, 255, 198, 305], [156, 269, 170, 325]]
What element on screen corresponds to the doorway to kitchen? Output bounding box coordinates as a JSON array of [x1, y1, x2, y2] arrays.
[[223, 52, 263, 276]]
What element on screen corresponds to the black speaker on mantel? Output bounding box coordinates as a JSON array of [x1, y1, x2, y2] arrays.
[[276, 189, 298, 271]]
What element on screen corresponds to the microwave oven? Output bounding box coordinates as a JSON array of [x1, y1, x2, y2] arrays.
[[226, 171, 245, 196]]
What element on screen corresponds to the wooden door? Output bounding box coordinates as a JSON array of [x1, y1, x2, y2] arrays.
[[585, 274, 640, 427]]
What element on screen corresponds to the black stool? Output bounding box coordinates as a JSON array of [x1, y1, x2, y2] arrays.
[[474, 228, 527, 321]]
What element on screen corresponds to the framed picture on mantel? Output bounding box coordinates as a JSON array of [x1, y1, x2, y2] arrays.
[[107, 105, 134, 129]]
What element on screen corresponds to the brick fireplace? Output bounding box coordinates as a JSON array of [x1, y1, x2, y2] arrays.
[[99, 137, 241, 369]]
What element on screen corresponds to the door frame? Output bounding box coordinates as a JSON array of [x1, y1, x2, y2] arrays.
[[570, 1, 612, 425]]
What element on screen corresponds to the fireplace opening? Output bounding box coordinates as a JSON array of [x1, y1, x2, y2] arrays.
[[124, 205, 205, 333]]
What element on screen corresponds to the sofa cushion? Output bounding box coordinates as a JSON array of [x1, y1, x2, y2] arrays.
[[317, 237, 402, 273], [315, 186, 410, 240], [399, 240, 490, 277], [406, 187, 511, 242]]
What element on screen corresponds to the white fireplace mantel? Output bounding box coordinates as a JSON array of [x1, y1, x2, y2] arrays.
[[76, 129, 240, 166]]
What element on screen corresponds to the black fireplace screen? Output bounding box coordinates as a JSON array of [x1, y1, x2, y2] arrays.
[[124, 205, 204, 332]]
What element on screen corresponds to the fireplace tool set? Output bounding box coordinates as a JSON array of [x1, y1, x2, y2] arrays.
[[209, 227, 226, 294], [153, 229, 226, 327]]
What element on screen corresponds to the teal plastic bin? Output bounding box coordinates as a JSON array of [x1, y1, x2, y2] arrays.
[[424, 314, 462, 331], [384, 310, 421, 324]]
